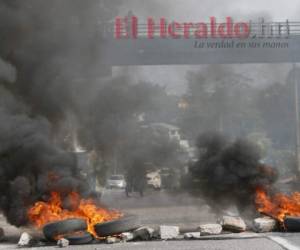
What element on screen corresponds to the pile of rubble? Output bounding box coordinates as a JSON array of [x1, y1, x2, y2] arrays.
[[11, 215, 280, 247]]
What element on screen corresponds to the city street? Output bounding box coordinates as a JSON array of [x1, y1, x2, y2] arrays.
[[0, 189, 299, 250], [1, 1, 300, 250]]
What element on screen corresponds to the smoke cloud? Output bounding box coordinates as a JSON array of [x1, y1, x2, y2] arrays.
[[0, 0, 298, 227], [189, 132, 278, 217], [0, 0, 122, 226]]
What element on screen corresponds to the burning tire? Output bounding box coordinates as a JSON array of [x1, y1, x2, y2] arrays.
[[65, 231, 93, 245], [284, 216, 300, 232], [94, 215, 140, 237], [43, 219, 87, 241]]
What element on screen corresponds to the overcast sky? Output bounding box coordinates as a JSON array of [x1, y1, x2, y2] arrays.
[[116, 0, 300, 94]]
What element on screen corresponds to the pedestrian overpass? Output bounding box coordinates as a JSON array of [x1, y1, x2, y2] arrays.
[[99, 21, 300, 65]]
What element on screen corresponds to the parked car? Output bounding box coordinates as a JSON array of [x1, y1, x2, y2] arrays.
[[107, 175, 126, 189]]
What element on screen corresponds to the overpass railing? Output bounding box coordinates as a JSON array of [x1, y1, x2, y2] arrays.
[[102, 21, 300, 39]]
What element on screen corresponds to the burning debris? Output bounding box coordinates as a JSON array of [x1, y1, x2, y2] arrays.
[[255, 188, 300, 225], [94, 215, 141, 238], [284, 217, 300, 232], [18, 195, 142, 246], [187, 132, 300, 233], [189, 132, 278, 217], [42, 218, 87, 242], [28, 192, 122, 239]]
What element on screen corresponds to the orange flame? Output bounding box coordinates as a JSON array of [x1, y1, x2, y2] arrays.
[[28, 192, 122, 238], [255, 187, 300, 223]]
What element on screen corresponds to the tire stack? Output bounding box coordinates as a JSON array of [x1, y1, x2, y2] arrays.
[[42, 215, 140, 245], [43, 219, 93, 245]]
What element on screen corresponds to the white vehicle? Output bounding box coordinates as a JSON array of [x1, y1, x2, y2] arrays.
[[146, 171, 162, 190], [107, 175, 126, 189]]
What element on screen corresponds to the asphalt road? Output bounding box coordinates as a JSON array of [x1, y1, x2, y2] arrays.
[[0, 189, 299, 250], [0, 238, 288, 250], [101, 188, 217, 228]]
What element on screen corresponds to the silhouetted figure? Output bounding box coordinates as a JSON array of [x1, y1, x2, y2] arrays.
[[125, 160, 147, 197]]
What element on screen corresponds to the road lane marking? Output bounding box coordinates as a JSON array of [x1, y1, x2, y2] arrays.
[[268, 236, 300, 250]]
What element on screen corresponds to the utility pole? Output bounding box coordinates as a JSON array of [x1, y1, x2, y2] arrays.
[[293, 63, 300, 174]]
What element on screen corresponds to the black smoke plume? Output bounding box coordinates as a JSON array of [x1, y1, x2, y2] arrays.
[[0, 0, 121, 226], [189, 132, 278, 216]]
